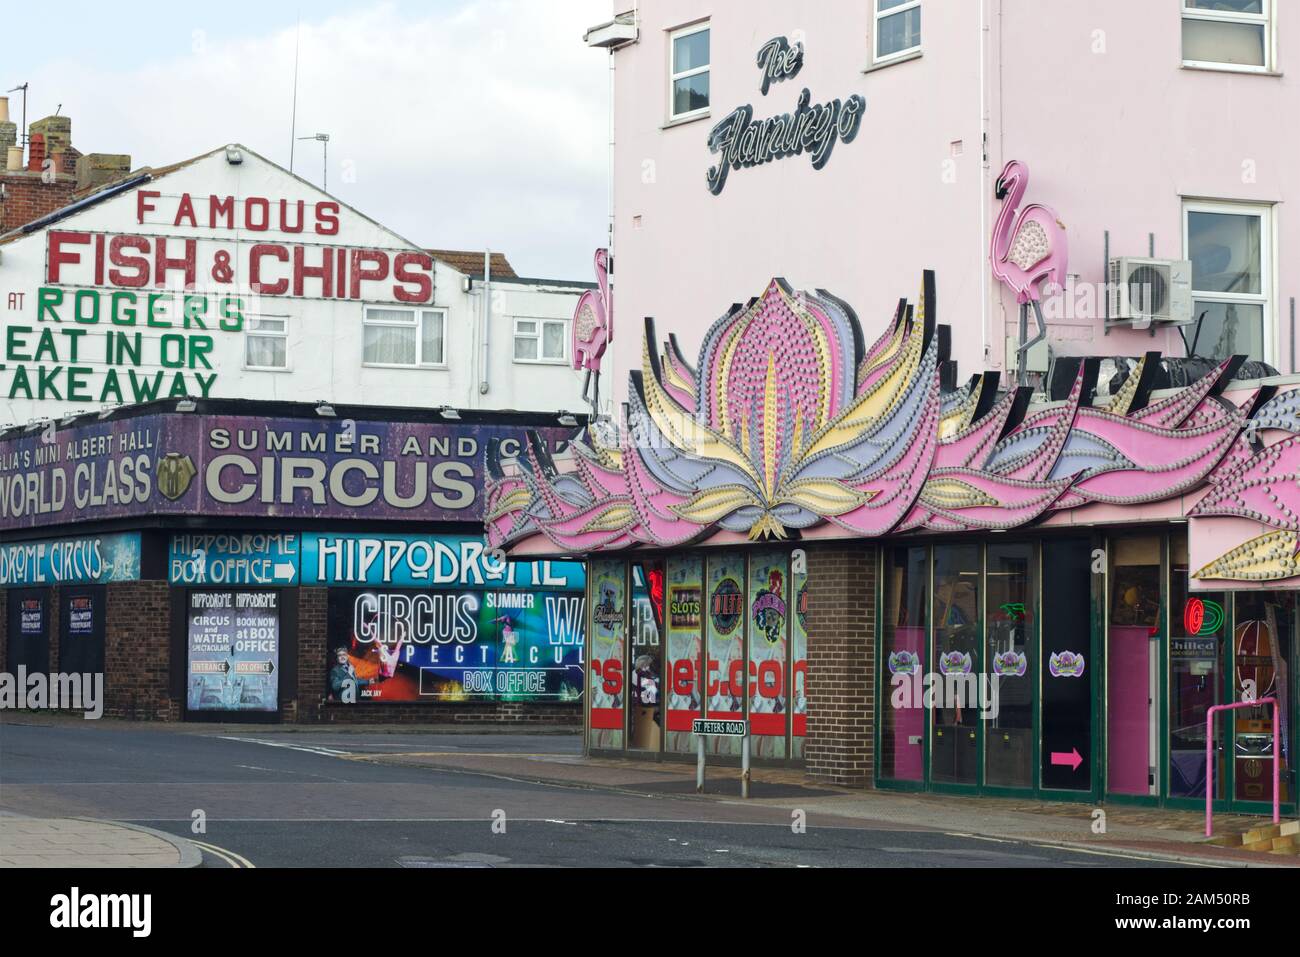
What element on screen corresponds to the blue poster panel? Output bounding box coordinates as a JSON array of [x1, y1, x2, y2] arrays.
[[325, 587, 585, 705], [186, 591, 281, 713]]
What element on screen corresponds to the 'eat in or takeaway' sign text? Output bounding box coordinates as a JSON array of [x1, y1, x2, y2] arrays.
[[0, 189, 436, 406]]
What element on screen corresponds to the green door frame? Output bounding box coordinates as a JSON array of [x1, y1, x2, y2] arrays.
[[926, 541, 983, 797], [1222, 591, 1298, 817], [1159, 582, 1298, 816], [1162, 576, 1229, 814], [874, 543, 929, 794], [980, 540, 1041, 800], [875, 531, 1298, 817]]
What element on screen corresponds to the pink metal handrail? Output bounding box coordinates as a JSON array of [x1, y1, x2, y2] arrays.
[[1206, 698, 1280, 838]]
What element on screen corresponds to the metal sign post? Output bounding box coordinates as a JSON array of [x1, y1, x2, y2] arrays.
[[692, 719, 750, 798], [742, 732, 751, 800]]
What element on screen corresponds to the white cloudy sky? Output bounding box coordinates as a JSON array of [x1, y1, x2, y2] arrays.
[[3, 0, 612, 279]]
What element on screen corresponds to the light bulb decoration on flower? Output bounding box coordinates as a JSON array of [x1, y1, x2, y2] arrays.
[[484, 269, 1300, 586]]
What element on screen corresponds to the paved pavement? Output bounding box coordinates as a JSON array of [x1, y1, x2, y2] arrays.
[[1, 715, 1293, 868], [0, 814, 199, 868]]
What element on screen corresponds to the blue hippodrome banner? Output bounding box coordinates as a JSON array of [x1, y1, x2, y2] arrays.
[[0, 533, 141, 587], [169, 533, 585, 591]]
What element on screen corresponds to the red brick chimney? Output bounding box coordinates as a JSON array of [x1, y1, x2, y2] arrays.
[[26, 132, 45, 173], [0, 113, 130, 235]]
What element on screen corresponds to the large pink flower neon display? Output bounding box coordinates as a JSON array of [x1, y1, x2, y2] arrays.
[[485, 271, 1299, 571]]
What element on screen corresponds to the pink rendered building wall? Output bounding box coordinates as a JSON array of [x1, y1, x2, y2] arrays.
[[605, 0, 1300, 412]]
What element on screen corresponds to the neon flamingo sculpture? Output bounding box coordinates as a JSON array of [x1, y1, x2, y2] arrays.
[[991, 160, 1069, 386], [572, 248, 613, 414]]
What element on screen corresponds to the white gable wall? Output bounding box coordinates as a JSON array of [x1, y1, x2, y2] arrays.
[[0, 146, 588, 425]]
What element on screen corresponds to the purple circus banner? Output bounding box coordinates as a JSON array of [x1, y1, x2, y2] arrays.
[[0, 412, 573, 531]]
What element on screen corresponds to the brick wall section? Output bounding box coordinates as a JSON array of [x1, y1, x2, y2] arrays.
[[104, 581, 178, 720], [295, 587, 328, 718], [291, 587, 580, 726], [804, 543, 877, 788], [0, 169, 79, 233]]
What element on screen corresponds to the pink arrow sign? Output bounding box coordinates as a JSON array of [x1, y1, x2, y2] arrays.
[[1051, 749, 1083, 771]]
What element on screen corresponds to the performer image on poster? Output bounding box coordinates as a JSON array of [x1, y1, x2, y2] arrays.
[[329, 646, 372, 703], [493, 615, 519, 664], [376, 634, 406, 680]]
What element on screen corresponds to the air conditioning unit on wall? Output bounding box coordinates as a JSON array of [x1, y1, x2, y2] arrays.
[[1108, 257, 1193, 329]]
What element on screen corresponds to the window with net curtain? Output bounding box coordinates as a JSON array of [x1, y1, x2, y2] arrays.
[[363, 307, 445, 366], [245, 315, 289, 369], [514, 318, 568, 362], [1183, 0, 1270, 69], [1185, 205, 1269, 364]]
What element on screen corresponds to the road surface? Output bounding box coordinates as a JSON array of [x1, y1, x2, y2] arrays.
[[0, 722, 1180, 868]]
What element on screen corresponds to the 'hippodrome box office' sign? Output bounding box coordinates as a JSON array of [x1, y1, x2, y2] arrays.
[[0, 413, 572, 531]]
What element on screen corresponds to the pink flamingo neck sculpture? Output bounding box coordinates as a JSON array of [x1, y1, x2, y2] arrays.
[[572, 248, 613, 415], [991, 160, 1069, 386]]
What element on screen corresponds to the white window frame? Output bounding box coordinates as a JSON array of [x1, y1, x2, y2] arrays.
[[361, 305, 448, 370], [1182, 199, 1275, 365], [668, 22, 711, 122], [1181, 0, 1275, 74], [513, 316, 570, 366], [243, 312, 292, 372], [873, 0, 922, 66]]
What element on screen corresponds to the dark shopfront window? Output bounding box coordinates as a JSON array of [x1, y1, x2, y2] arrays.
[[1231, 591, 1295, 805], [592, 551, 802, 762], [1170, 538, 1225, 800], [6, 589, 50, 675], [881, 538, 1095, 794], [59, 586, 107, 677], [985, 543, 1036, 790], [931, 544, 981, 786], [628, 562, 665, 753]]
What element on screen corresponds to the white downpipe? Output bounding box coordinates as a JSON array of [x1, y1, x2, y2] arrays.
[[979, 0, 990, 365], [479, 248, 492, 396], [607, 47, 616, 253]]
